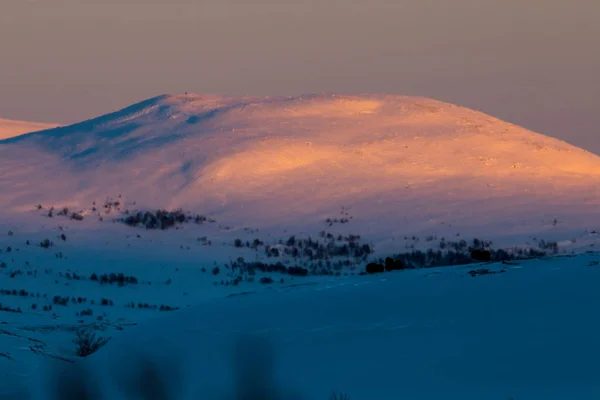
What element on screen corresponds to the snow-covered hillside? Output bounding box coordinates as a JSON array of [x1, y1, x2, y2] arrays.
[[1, 93, 599, 253], [20, 253, 600, 400], [0, 118, 59, 140], [1, 93, 599, 398]]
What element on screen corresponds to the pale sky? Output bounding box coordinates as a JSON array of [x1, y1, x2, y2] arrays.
[[1, 0, 599, 153]]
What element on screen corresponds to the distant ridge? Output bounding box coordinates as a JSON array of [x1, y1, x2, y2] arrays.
[[0, 117, 60, 140]]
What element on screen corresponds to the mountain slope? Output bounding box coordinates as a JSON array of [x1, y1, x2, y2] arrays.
[[1, 93, 599, 252], [27, 253, 600, 400], [0, 117, 59, 140], [2, 94, 600, 399]]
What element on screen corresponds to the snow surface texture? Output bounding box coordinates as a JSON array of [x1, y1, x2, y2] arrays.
[[0, 118, 59, 140], [1, 93, 600, 398], [20, 255, 600, 400]]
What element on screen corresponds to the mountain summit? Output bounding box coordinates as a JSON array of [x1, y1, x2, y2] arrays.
[[1, 93, 599, 249]]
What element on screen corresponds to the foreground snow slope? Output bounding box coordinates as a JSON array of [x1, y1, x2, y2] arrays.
[[28, 253, 600, 400], [1, 93, 599, 252], [0, 118, 59, 140]]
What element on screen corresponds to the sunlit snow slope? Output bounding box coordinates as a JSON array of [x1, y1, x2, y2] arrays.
[[1, 93, 599, 251], [0, 118, 59, 140]]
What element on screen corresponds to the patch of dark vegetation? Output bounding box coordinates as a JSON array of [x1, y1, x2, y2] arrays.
[[125, 302, 180, 311], [325, 206, 353, 226], [120, 208, 215, 230], [325, 217, 350, 226], [471, 249, 491, 262], [229, 258, 309, 277], [537, 239, 559, 253], [365, 262, 384, 274], [53, 295, 88, 306], [384, 257, 405, 271], [53, 295, 70, 306], [261, 232, 373, 262], [227, 231, 372, 278], [468, 268, 506, 277], [0, 303, 22, 313], [62, 271, 82, 280], [102, 196, 122, 213], [40, 238, 54, 248], [100, 298, 114, 306], [287, 266, 309, 276], [197, 236, 212, 246], [52, 206, 84, 221], [232, 237, 268, 249], [70, 212, 84, 221], [90, 272, 139, 286], [77, 308, 94, 317], [0, 288, 40, 297], [9, 270, 23, 278], [364, 238, 553, 274]]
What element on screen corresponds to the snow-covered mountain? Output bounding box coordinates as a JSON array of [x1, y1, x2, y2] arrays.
[[0, 117, 59, 140], [1, 93, 600, 399], [1, 93, 599, 253]]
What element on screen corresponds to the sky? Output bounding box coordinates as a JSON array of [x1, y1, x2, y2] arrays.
[[1, 0, 599, 153]]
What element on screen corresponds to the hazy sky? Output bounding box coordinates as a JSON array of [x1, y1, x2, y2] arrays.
[[1, 0, 599, 153]]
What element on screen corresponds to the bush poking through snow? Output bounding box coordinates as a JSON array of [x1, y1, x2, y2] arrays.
[[0, 303, 22, 313], [70, 212, 84, 221], [90, 272, 139, 286], [471, 249, 491, 262], [365, 262, 384, 274], [384, 257, 404, 271], [40, 238, 54, 248], [73, 329, 110, 357]]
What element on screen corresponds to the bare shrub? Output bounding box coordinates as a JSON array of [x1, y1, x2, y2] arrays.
[[73, 329, 110, 357], [40, 238, 54, 248]]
